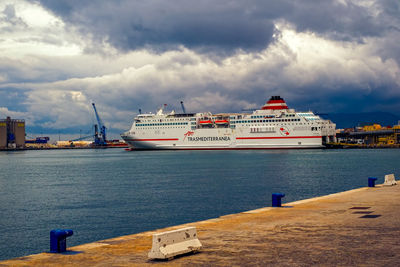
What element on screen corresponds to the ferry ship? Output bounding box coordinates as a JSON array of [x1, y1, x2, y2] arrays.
[[121, 96, 336, 150]]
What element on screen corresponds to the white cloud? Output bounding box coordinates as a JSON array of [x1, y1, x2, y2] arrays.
[[0, 107, 32, 121], [270, 22, 400, 92], [0, 0, 83, 58], [14, 1, 60, 28], [1, 1, 399, 133], [9, 21, 398, 130]]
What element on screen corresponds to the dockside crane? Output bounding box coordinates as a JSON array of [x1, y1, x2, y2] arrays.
[[70, 134, 94, 142], [92, 103, 107, 146]]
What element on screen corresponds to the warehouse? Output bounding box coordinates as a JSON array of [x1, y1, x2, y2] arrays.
[[0, 117, 25, 150]]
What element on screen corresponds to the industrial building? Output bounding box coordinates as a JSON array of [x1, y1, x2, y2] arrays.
[[335, 122, 400, 147], [0, 117, 25, 149]]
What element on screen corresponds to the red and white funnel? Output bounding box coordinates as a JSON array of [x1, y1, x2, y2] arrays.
[[261, 96, 289, 110]]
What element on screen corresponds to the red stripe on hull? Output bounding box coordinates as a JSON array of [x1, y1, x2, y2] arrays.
[[127, 146, 323, 151], [236, 136, 322, 140], [126, 138, 179, 141]]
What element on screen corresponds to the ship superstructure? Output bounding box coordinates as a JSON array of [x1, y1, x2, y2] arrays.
[[121, 96, 336, 150]]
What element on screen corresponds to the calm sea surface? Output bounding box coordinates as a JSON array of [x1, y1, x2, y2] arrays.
[[0, 148, 399, 260]]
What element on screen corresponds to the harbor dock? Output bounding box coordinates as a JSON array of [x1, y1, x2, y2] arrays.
[[1, 183, 399, 266]]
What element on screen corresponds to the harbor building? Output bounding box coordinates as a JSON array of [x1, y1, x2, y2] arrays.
[[335, 122, 400, 147], [0, 117, 25, 149]]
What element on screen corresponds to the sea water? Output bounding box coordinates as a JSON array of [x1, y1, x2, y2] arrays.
[[0, 148, 399, 260]]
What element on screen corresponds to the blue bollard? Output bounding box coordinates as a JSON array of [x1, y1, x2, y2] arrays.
[[368, 177, 378, 187], [272, 193, 285, 207], [50, 229, 74, 253]]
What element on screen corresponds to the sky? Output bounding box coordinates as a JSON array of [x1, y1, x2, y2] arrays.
[[0, 0, 399, 137]]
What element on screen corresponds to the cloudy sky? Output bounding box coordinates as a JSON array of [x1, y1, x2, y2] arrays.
[[1, 0, 399, 136]]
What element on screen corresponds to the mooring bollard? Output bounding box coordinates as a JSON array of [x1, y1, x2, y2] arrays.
[[50, 229, 73, 253], [272, 193, 285, 207], [368, 177, 378, 187]]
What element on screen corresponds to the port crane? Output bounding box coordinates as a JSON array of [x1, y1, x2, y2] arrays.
[[69, 128, 95, 142], [92, 103, 107, 146], [69, 103, 107, 145]]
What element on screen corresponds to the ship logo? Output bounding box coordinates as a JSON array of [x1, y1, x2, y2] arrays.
[[183, 131, 194, 140], [279, 127, 290, 136]]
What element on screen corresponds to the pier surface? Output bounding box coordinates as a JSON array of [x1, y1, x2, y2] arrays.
[[1, 184, 400, 266]]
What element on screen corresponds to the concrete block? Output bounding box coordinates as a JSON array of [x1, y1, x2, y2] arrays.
[[384, 174, 397, 186], [148, 227, 202, 260]]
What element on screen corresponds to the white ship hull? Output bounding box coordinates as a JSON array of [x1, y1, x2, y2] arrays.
[[121, 96, 335, 150], [122, 137, 323, 150]]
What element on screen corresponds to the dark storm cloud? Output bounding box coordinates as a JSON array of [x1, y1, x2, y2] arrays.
[[36, 0, 286, 52], [286, 1, 385, 41], [36, 0, 399, 53], [2, 0, 399, 133]]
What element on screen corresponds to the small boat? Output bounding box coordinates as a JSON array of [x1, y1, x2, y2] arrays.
[[199, 120, 213, 124], [214, 120, 229, 124]]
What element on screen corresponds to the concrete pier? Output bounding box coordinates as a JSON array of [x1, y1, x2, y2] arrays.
[[1, 184, 400, 266]]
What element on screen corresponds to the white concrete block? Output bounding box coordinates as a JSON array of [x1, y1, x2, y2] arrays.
[[384, 174, 397, 186], [148, 227, 202, 260]]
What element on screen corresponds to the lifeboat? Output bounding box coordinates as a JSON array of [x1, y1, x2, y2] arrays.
[[199, 120, 213, 124], [214, 120, 229, 124]]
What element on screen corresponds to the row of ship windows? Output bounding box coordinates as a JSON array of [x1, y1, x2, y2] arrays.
[[230, 122, 323, 128], [136, 122, 189, 127], [138, 126, 187, 130], [229, 124, 321, 129], [139, 118, 189, 122], [232, 119, 301, 124], [236, 123, 308, 126], [249, 114, 296, 119]]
